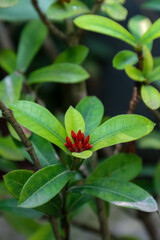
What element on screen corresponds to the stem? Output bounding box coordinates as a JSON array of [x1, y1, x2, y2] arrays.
[[50, 216, 62, 240], [62, 186, 70, 240], [0, 99, 41, 169], [31, 0, 67, 41]]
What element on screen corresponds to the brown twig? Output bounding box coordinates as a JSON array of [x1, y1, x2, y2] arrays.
[[0, 99, 41, 169], [31, 0, 67, 41], [50, 216, 62, 240]]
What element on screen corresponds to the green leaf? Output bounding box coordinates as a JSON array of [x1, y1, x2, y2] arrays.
[[142, 45, 153, 77], [141, 85, 160, 110], [54, 45, 89, 65], [0, 157, 18, 172], [113, 50, 138, 70], [137, 131, 160, 150], [142, 0, 160, 11], [4, 169, 34, 199], [140, 18, 160, 45], [90, 114, 155, 151], [10, 101, 68, 154], [65, 106, 85, 139], [101, 3, 127, 21], [47, 0, 89, 20], [72, 150, 92, 159], [29, 223, 55, 240], [28, 63, 89, 84], [154, 161, 160, 197], [89, 153, 142, 181], [30, 134, 59, 167], [70, 178, 158, 212], [128, 15, 152, 43], [16, 20, 48, 72], [18, 164, 74, 208], [0, 0, 18, 8], [125, 64, 146, 82], [7, 122, 31, 141], [76, 96, 104, 136], [148, 66, 160, 83], [0, 136, 24, 161], [0, 73, 23, 107], [0, 199, 42, 218], [0, 49, 16, 73], [153, 57, 160, 68], [4, 169, 62, 217], [74, 15, 137, 47]]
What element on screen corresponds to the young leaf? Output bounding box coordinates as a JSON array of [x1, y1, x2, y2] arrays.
[[76, 96, 104, 136], [90, 114, 155, 151], [54, 45, 89, 65], [69, 178, 158, 212], [0, 73, 23, 107], [47, 0, 89, 20], [16, 20, 48, 72], [65, 106, 85, 139], [74, 15, 137, 47], [18, 164, 75, 208], [141, 85, 160, 110], [4, 170, 34, 199], [0, 199, 42, 219], [0, 136, 24, 161], [148, 66, 160, 83], [125, 64, 146, 82], [89, 153, 142, 181], [0, 49, 16, 73], [113, 50, 138, 70], [28, 63, 89, 84], [142, 46, 153, 77], [0, 0, 18, 8], [72, 150, 92, 159], [140, 18, 160, 45], [101, 3, 127, 21], [10, 101, 69, 154]]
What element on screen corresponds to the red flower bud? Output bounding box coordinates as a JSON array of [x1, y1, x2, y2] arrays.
[[84, 135, 90, 144], [66, 136, 72, 146]]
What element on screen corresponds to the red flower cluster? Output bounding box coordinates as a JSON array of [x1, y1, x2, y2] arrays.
[[64, 130, 93, 153]]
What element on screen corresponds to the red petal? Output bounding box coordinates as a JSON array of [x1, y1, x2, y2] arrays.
[[77, 141, 82, 150], [77, 130, 82, 141], [85, 143, 90, 150], [71, 130, 77, 141], [66, 136, 72, 146], [84, 135, 90, 144]]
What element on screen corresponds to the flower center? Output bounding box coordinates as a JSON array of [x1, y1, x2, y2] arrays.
[[64, 130, 93, 153]]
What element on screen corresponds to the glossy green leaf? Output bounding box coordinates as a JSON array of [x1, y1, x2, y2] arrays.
[[154, 161, 160, 196], [0, 157, 18, 172], [70, 178, 158, 212], [74, 15, 137, 47], [76, 96, 104, 136], [125, 64, 146, 82], [28, 63, 89, 84], [54, 45, 89, 65], [72, 150, 92, 159], [0, 136, 24, 161], [18, 164, 74, 208], [89, 153, 142, 181], [90, 114, 155, 151], [30, 134, 59, 167], [101, 3, 127, 21], [10, 101, 68, 153], [128, 15, 152, 42], [148, 66, 160, 83], [0, 0, 18, 8], [153, 57, 160, 68], [142, 45, 153, 77], [0, 199, 42, 218], [0, 73, 23, 107], [47, 0, 89, 20], [113, 50, 138, 70], [29, 224, 55, 240], [140, 18, 160, 45], [4, 169, 62, 217], [0, 49, 16, 73], [65, 106, 85, 140], [4, 170, 34, 199], [142, 0, 160, 11], [16, 21, 48, 72], [141, 85, 160, 110]]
